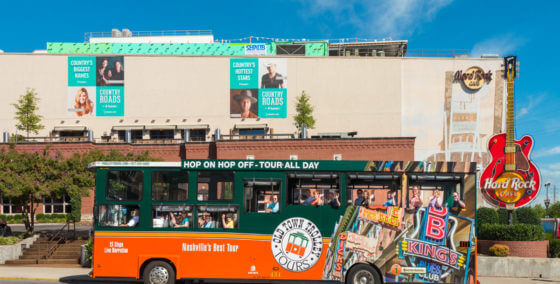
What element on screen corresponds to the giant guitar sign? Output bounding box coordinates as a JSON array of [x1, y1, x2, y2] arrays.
[[480, 56, 541, 208]]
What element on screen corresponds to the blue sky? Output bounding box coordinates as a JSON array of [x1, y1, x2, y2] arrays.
[[0, 0, 558, 205]]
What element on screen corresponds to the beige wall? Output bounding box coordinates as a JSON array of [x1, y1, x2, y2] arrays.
[[0, 54, 503, 162]]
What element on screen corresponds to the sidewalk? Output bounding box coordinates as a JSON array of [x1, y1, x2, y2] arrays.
[[0, 265, 90, 281], [479, 276, 560, 283]]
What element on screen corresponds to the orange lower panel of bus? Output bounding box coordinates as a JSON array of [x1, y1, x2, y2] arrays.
[[92, 232, 329, 281]]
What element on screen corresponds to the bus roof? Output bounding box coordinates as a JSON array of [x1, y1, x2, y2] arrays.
[[88, 159, 477, 174]]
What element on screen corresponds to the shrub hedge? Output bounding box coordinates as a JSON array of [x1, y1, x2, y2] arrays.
[[476, 207, 498, 231], [549, 239, 560, 258], [478, 223, 544, 241], [489, 244, 510, 257], [0, 236, 20, 245], [515, 207, 541, 225]]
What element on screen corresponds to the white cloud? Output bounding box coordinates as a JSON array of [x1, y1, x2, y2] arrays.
[[516, 93, 545, 119], [470, 34, 526, 57], [534, 145, 560, 158], [299, 0, 453, 38]]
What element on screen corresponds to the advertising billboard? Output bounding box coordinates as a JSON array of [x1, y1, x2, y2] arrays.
[[68, 56, 124, 117], [230, 58, 287, 118]]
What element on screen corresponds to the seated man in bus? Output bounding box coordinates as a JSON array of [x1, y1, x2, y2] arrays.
[[221, 214, 235, 229], [353, 189, 365, 206], [302, 189, 315, 205], [449, 192, 466, 214], [266, 195, 279, 213], [121, 209, 139, 227], [383, 191, 397, 207], [326, 191, 341, 209]]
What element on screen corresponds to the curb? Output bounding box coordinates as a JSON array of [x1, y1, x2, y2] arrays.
[[0, 276, 59, 281]]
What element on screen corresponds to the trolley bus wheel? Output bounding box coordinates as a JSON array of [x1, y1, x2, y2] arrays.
[[346, 264, 381, 284], [143, 260, 176, 284]]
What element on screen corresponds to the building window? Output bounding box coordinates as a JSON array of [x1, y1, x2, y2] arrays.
[[152, 171, 188, 201], [181, 129, 206, 142], [43, 195, 72, 214], [197, 172, 234, 201], [0, 197, 22, 214], [106, 170, 143, 201], [117, 130, 143, 141], [150, 130, 174, 140], [239, 128, 266, 136], [59, 131, 85, 137], [289, 155, 298, 160]]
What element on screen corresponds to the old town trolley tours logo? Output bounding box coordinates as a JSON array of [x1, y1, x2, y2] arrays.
[[271, 217, 323, 272]]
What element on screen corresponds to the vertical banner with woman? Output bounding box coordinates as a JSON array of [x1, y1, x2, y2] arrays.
[[67, 56, 125, 117], [230, 58, 287, 118]]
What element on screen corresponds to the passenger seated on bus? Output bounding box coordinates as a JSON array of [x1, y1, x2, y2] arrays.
[[383, 191, 397, 207], [327, 191, 341, 209], [222, 214, 235, 229], [302, 189, 314, 205], [121, 209, 139, 227], [449, 192, 466, 214], [429, 190, 443, 208], [310, 191, 323, 206], [409, 186, 423, 212], [198, 216, 205, 228], [202, 216, 216, 228], [170, 211, 189, 227], [266, 195, 279, 213], [353, 189, 365, 206]]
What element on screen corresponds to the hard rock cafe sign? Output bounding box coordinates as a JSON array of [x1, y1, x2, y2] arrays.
[[454, 67, 492, 91]]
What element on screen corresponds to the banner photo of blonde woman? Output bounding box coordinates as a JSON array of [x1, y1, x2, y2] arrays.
[[67, 86, 96, 117]]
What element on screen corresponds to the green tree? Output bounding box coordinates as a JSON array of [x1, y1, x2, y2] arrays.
[[0, 148, 159, 233], [12, 88, 44, 138], [533, 204, 547, 219], [548, 202, 560, 218], [293, 91, 316, 132]]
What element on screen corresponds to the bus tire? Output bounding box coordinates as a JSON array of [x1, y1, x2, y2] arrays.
[[346, 264, 381, 284], [143, 260, 176, 284]]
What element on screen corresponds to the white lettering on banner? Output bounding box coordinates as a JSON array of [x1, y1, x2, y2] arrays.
[[483, 178, 536, 191], [103, 241, 128, 254], [70, 60, 93, 66], [181, 242, 239, 253]]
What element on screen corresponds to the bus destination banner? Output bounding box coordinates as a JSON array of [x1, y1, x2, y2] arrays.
[[180, 160, 476, 173]]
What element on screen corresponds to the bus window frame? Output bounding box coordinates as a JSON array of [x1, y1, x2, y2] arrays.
[[406, 173, 465, 209], [346, 172, 402, 207], [286, 171, 341, 207], [196, 204, 240, 231], [196, 171, 235, 202]]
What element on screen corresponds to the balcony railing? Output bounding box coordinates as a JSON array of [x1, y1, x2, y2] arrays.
[[218, 133, 295, 140]]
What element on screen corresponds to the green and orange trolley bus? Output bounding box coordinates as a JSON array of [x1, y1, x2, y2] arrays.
[[89, 159, 477, 284]]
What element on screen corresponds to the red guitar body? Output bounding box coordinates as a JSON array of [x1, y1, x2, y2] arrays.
[[480, 133, 541, 208]]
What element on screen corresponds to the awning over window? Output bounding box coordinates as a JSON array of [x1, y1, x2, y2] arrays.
[[145, 125, 177, 130], [112, 125, 145, 131], [234, 123, 268, 129], [53, 126, 87, 131], [177, 124, 210, 130]]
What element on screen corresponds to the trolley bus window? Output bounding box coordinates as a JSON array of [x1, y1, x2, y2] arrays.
[[197, 205, 238, 229], [197, 172, 234, 201], [152, 171, 188, 201], [97, 204, 140, 227], [243, 179, 281, 213], [106, 170, 143, 201], [152, 205, 193, 228], [287, 172, 340, 207], [347, 173, 400, 207]]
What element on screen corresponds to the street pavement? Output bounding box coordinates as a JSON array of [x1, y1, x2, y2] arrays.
[[0, 265, 559, 283]]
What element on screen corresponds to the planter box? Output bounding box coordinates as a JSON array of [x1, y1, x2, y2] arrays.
[[0, 235, 39, 264], [478, 239, 549, 258]]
